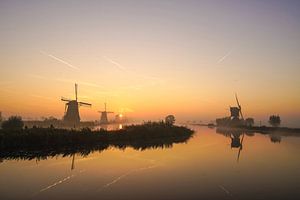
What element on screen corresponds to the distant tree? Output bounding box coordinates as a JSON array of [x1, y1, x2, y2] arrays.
[[216, 117, 231, 127], [165, 115, 175, 126], [1, 116, 24, 130], [269, 115, 281, 127], [245, 118, 254, 127]]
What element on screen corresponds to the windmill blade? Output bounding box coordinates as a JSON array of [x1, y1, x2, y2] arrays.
[[75, 83, 78, 101], [235, 93, 244, 120], [237, 133, 245, 162], [64, 104, 67, 113], [61, 97, 72, 102], [79, 102, 92, 107], [235, 93, 241, 108], [107, 111, 114, 114]]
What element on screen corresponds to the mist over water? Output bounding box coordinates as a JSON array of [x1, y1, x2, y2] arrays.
[[1, 126, 299, 200], [1, 1, 300, 199]]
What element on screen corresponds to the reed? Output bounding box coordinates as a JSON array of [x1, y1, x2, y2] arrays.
[[0, 121, 194, 160]]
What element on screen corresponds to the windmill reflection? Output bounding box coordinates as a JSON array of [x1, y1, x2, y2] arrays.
[[71, 154, 75, 170], [0, 133, 193, 165], [270, 134, 282, 143], [217, 128, 245, 162]]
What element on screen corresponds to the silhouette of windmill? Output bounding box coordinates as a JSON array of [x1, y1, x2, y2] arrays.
[[230, 93, 244, 120], [99, 103, 114, 124], [61, 83, 91, 125]]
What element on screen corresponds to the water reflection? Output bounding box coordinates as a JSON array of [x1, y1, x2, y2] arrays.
[[216, 128, 245, 162], [1, 126, 300, 200], [216, 127, 300, 163], [216, 127, 300, 144], [270, 133, 282, 143], [0, 133, 193, 162]]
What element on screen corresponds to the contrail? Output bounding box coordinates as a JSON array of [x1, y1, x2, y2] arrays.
[[40, 51, 79, 70], [217, 49, 233, 64], [103, 56, 126, 71]]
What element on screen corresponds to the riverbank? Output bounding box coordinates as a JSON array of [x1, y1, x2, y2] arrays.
[[0, 122, 194, 159], [216, 126, 300, 135]]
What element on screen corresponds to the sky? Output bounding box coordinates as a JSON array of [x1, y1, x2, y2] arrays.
[[0, 0, 300, 126]]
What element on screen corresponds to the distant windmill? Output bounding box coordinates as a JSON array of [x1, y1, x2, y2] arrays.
[[61, 83, 91, 125], [229, 93, 244, 120], [98, 103, 114, 124]]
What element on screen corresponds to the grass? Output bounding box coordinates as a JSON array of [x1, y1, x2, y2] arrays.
[[0, 121, 194, 160]]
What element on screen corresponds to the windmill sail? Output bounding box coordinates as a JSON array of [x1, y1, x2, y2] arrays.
[[235, 93, 244, 120]]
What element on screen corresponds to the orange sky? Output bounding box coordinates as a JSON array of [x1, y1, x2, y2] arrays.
[[0, 1, 300, 127]]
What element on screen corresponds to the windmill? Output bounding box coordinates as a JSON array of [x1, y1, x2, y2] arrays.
[[61, 83, 91, 125], [229, 93, 244, 121], [98, 103, 114, 124]]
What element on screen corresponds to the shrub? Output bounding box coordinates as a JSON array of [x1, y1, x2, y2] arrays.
[[1, 116, 24, 130], [165, 115, 175, 126], [245, 118, 254, 127], [269, 115, 281, 127]]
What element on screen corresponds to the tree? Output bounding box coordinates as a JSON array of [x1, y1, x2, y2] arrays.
[[1, 116, 24, 130], [269, 115, 281, 127], [245, 118, 254, 127], [165, 115, 175, 126]]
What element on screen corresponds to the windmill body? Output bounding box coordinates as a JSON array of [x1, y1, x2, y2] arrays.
[[63, 101, 80, 124], [99, 103, 114, 124], [61, 84, 91, 126], [229, 94, 245, 124], [230, 107, 240, 120]]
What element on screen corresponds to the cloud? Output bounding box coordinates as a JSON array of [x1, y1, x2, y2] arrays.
[[103, 56, 126, 71], [28, 74, 103, 89], [40, 51, 79, 70], [30, 94, 57, 101]]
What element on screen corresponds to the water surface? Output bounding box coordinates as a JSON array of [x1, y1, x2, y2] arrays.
[[1, 126, 300, 200]]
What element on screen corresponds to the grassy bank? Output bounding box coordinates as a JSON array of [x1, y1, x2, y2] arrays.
[[0, 122, 194, 160], [216, 126, 300, 135]]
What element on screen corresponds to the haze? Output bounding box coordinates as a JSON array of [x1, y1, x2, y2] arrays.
[[1, 0, 299, 127]]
